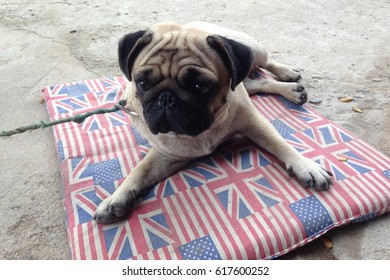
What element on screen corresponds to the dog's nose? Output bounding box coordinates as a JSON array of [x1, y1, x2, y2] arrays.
[[158, 91, 176, 109]]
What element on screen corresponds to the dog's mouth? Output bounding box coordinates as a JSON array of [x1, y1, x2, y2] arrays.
[[148, 118, 210, 137], [142, 91, 214, 137], [154, 121, 173, 135], [145, 110, 213, 137]]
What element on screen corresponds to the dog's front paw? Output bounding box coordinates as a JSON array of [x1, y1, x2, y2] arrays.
[[94, 190, 137, 224], [287, 158, 333, 190]]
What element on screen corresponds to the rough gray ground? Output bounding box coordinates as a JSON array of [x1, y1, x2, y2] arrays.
[[0, 0, 389, 259]]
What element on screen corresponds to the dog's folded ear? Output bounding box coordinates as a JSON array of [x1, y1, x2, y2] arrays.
[[118, 30, 153, 81], [207, 35, 254, 91]]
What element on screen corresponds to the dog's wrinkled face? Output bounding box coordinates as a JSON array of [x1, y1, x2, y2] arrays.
[[135, 63, 218, 136], [118, 23, 254, 137]]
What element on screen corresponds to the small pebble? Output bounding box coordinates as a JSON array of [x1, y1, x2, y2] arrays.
[[309, 97, 322, 105]]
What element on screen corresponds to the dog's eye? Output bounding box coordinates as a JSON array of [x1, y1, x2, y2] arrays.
[[136, 80, 149, 92], [194, 82, 211, 95]]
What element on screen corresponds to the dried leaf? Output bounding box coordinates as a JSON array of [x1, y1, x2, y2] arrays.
[[38, 95, 45, 104], [321, 236, 333, 249], [352, 106, 363, 113], [338, 156, 349, 162], [339, 96, 354, 102]]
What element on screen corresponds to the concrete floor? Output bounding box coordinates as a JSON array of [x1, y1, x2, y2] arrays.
[[0, 0, 389, 259]]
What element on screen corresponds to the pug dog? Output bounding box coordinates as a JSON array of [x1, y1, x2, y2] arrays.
[[94, 22, 332, 224]]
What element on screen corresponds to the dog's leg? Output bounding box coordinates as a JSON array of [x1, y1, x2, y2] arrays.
[[223, 30, 307, 105], [261, 59, 302, 82], [231, 37, 308, 104], [243, 77, 308, 105], [240, 109, 332, 190], [246, 53, 308, 104], [189, 22, 307, 104], [94, 147, 189, 224]]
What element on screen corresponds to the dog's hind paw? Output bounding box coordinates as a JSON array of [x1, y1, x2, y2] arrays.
[[283, 83, 308, 105], [277, 67, 302, 82]]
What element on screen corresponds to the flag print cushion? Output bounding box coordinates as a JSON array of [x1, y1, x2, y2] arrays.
[[43, 67, 390, 259]]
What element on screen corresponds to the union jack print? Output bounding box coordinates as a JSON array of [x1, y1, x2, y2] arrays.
[[42, 68, 390, 260]]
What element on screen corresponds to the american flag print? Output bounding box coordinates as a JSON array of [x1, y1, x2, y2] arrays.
[[43, 69, 390, 260]]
